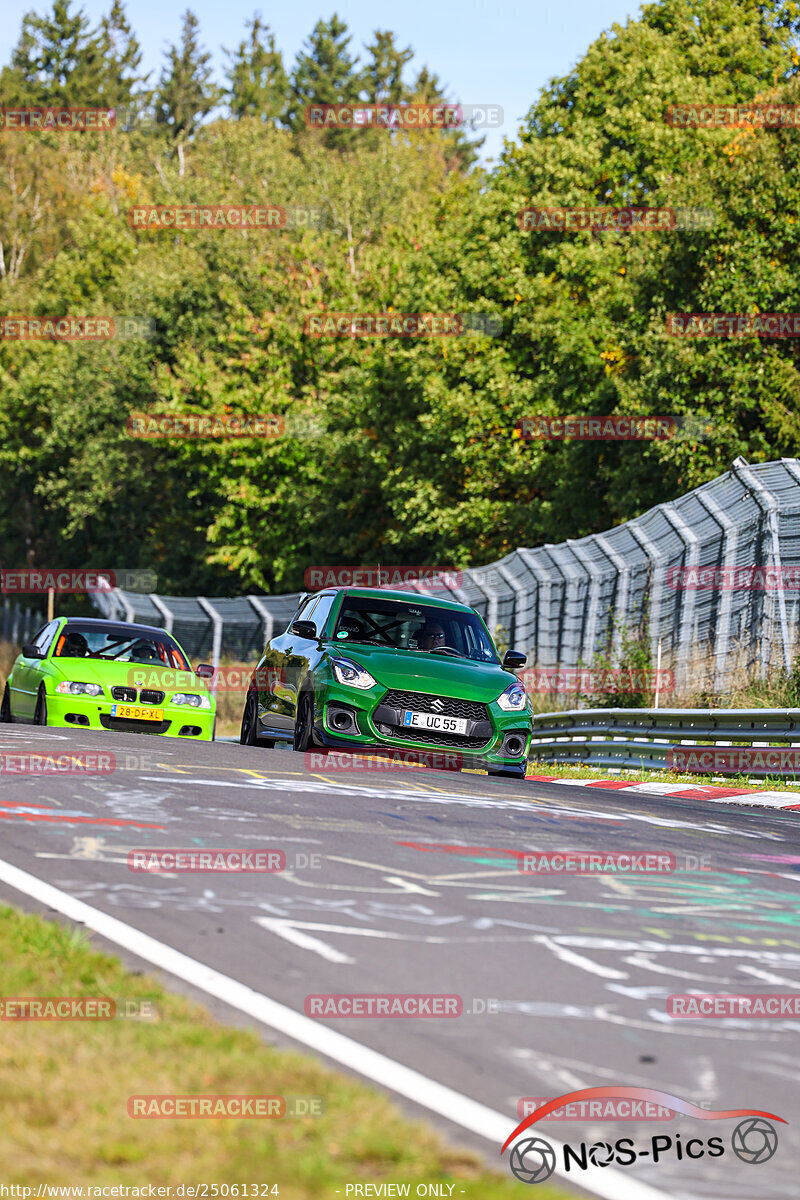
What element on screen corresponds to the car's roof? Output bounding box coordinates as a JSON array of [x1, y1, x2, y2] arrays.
[[321, 587, 473, 612], [61, 616, 172, 636]]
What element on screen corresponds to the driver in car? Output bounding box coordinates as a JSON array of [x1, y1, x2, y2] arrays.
[[417, 621, 446, 651]]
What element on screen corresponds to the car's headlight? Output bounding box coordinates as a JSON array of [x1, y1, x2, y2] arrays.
[[171, 692, 211, 708], [496, 683, 527, 711], [331, 658, 376, 689], [55, 681, 103, 697]]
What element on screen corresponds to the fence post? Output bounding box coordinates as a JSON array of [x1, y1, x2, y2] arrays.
[[197, 598, 223, 696]]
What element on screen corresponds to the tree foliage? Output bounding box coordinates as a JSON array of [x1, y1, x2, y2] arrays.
[[2, 0, 800, 596]]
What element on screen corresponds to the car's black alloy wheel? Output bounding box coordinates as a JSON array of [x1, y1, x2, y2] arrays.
[[293, 691, 314, 752]]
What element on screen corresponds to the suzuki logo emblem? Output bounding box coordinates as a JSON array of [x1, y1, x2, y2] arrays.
[[431, 698, 444, 712]]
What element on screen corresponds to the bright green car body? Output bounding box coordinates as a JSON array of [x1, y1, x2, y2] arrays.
[[1, 617, 216, 740], [241, 587, 532, 776]]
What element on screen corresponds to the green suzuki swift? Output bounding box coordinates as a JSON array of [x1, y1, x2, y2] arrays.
[[239, 587, 532, 777]]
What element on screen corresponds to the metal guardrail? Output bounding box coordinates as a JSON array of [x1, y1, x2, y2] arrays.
[[530, 707, 800, 774], [1, 599, 46, 647]]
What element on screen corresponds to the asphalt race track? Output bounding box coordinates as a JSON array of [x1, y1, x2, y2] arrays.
[[1, 724, 799, 1200]]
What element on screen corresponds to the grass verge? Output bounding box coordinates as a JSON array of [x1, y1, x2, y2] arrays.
[[0, 905, 571, 1197]]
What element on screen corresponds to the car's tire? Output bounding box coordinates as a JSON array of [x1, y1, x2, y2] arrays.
[[293, 690, 315, 752], [239, 688, 259, 745], [0, 684, 12, 723], [488, 764, 527, 780], [211, 717, 216, 742], [239, 688, 274, 747], [33, 686, 48, 726]]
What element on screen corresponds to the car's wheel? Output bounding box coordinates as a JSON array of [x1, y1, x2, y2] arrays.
[[33, 686, 48, 726], [211, 717, 216, 742], [293, 690, 315, 752], [0, 684, 12, 723], [488, 764, 527, 780], [239, 688, 274, 747]]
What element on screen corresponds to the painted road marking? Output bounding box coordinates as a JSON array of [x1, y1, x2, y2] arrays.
[[0, 856, 670, 1200]]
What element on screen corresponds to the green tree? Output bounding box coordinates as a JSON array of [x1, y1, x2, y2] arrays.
[[362, 30, 413, 104], [1, 0, 98, 104], [285, 14, 362, 136], [155, 9, 220, 140], [224, 12, 288, 124]]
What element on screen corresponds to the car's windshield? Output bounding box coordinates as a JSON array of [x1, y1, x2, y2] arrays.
[[52, 624, 189, 670], [332, 597, 498, 663]]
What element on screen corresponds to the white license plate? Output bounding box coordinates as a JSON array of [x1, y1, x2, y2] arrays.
[[402, 709, 468, 735]]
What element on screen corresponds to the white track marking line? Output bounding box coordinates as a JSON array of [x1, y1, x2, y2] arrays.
[[255, 918, 355, 964], [254, 917, 424, 943], [0, 856, 672, 1200]]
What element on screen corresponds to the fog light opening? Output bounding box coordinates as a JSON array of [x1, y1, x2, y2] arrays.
[[328, 705, 360, 734]]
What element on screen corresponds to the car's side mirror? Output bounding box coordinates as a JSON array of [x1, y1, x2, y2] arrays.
[[196, 664, 215, 678], [22, 643, 45, 660], [291, 620, 317, 639], [503, 649, 527, 669]]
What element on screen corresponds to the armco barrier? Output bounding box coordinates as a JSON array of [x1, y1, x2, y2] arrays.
[[91, 457, 800, 693], [529, 706, 800, 774]]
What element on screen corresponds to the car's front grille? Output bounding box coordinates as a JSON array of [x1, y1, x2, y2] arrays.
[[111, 686, 137, 703], [380, 689, 489, 722], [382, 725, 492, 750], [139, 689, 165, 704]]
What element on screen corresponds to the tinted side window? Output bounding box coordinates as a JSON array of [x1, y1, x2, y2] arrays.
[[38, 621, 61, 654], [287, 595, 315, 632], [34, 621, 60, 652], [308, 594, 335, 635]]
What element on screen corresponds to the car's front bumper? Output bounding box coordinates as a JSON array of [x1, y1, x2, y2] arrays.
[[312, 680, 532, 768], [44, 692, 215, 739]]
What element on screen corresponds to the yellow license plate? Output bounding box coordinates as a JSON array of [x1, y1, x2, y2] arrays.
[[111, 704, 163, 721]]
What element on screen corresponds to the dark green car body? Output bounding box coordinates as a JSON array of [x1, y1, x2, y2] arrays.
[[241, 587, 532, 776]]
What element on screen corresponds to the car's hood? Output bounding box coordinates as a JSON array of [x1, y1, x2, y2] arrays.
[[49, 657, 208, 695], [326, 644, 517, 702]]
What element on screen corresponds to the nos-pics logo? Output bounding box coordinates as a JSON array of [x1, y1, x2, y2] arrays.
[[501, 1087, 784, 1184]]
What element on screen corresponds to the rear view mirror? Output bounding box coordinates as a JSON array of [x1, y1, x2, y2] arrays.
[[503, 649, 527, 669], [22, 643, 45, 660], [196, 664, 215, 678]]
